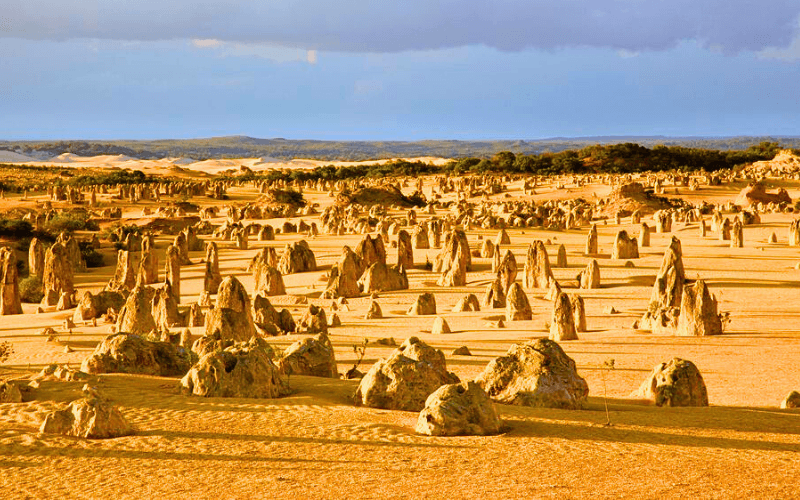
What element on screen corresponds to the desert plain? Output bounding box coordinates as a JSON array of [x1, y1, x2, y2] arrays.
[[0, 152, 799, 499]]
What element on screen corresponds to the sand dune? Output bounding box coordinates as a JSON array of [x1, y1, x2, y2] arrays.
[[0, 151, 40, 163], [2, 154, 451, 178]]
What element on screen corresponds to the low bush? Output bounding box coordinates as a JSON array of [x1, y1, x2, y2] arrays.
[[19, 275, 44, 303], [79, 240, 104, 268], [44, 212, 99, 234], [0, 218, 33, 239]]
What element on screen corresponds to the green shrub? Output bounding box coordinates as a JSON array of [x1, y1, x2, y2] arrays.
[[19, 275, 44, 303], [0, 218, 33, 239], [79, 240, 104, 268], [69, 169, 150, 187], [44, 212, 99, 234]]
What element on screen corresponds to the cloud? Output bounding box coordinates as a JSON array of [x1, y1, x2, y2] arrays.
[[759, 20, 800, 61], [3, 0, 800, 55], [616, 49, 640, 59], [190, 39, 315, 63], [191, 39, 223, 49], [759, 36, 800, 61]]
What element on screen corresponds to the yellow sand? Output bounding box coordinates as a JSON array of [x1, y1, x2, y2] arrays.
[[1, 174, 799, 499]]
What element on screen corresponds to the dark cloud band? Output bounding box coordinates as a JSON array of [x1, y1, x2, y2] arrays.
[[3, 0, 799, 53]]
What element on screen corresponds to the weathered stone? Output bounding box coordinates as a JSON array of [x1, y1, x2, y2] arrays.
[[731, 219, 744, 248], [297, 304, 328, 334], [204, 276, 256, 341], [355, 234, 387, 269], [137, 245, 159, 286], [40, 395, 133, 439], [258, 225, 275, 241], [611, 230, 639, 259], [354, 337, 460, 411], [408, 292, 436, 316], [81, 333, 192, 376], [72, 290, 122, 322], [781, 390, 800, 409], [397, 229, 414, 269], [164, 244, 181, 300], [578, 259, 601, 289], [107, 250, 137, 292], [638, 223, 651, 247], [451, 346, 471, 356], [115, 285, 156, 335], [278, 240, 317, 274], [453, 294, 480, 312], [415, 381, 502, 436], [0, 247, 22, 315], [655, 210, 672, 233], [569, 294, 587, 332], [475, 338, 588, 409], [412, 224, 429, 249], [432, 229, 471, 274], [359, 262, 409, 293], [523, 241, 553, 289], [640, 237, 685, 333], [279, 333, 338, 378], [181, 338, 289, 398], [152, 281, 180, 333], [483, 279, 506, 309], [173, 231, 191, 265], [203, 242, 222, 294], [28, 237, 46, 279], [676, 280, 722, 337], [58, 234, 87, 273], [322, 246, 362, 299], [555, 244, 567, 268], [0, 381, 22, 403], [431, 316, 451, 334], [34, 364, 90, 382], [495, 228, 511, 246], [437, 245, 467, 287], [42, 242, 74, 306], [365, 300, 383, 319], [506, 282, 532, 321], [496, 250, 517, 291], [637, 358, 708, 407], [585, 224, 598, 255], [480, 239, 495, 258], [550, 292, 578, 341]]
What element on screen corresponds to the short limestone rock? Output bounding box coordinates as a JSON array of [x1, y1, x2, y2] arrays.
[[354, 336, 459, 411], [415, 381, 502, 436], [636, 358, 708, 407], [475, 338, 588, 409]]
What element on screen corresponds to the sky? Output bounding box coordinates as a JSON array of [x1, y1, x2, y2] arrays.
[[1, 1, 799, 141]]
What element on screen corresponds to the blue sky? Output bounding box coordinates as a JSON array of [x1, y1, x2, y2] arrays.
[[1, 1, 799, 140]]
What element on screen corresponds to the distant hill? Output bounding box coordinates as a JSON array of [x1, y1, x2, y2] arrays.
[[1, 135, 799, 162]]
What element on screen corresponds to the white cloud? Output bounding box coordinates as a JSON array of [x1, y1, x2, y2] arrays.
[[616, 49, 639, 59], [191, 39, 316, 64], [191, 39, 223, 49], [759, 39, 800, 61], [759, 21, 800, 61]]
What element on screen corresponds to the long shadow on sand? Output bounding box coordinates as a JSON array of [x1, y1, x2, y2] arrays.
[[137, 429, 475, 450], [500, 398, 800, 440], [0, 444, 364, 464]]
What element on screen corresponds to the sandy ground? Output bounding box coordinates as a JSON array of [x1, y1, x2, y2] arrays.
[[1, 173, 800, 499]]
